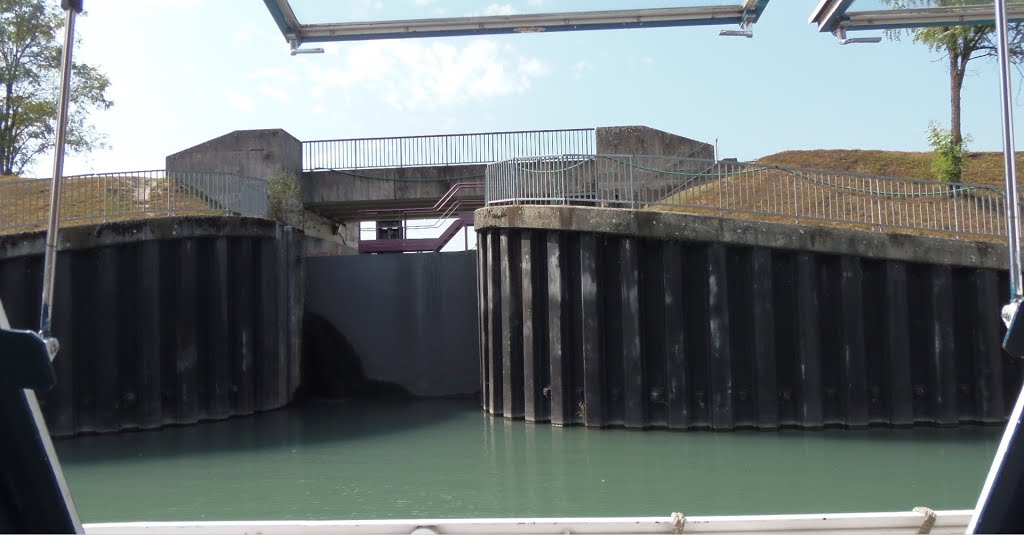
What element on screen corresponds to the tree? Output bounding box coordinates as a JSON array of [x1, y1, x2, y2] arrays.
[[885, 0, 1024, 148], [0, 0, 112, 176]]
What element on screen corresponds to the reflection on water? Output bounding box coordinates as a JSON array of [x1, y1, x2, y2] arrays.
[[56, 399, 1001, 523]]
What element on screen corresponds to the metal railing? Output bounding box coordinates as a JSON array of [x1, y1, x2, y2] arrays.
[[303, 129, 596, 171], [486, 154, 1010, 241], [0, 170, 269, 234]]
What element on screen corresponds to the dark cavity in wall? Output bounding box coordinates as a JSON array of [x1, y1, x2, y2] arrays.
[[299, 312, 413, 400]]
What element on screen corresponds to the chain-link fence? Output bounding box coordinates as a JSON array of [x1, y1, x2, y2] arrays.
[[0, 170, 269, 234], [486, 155, 1009, 241]]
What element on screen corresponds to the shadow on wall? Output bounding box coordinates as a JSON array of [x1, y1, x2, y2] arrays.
[[300, 312, 415, 401]]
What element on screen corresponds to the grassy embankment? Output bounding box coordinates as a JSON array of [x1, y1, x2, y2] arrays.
[[5, 151, 1020, 240], [0, 175, 220, 236], [655, 150, 1023, 242]]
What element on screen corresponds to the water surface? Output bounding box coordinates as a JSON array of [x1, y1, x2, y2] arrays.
[[56, 399, 1002, 523]]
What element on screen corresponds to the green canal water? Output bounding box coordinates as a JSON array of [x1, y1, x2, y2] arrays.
[[55, 399, 1002, 523]]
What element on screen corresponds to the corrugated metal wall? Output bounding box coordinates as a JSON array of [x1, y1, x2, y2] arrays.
[[478, 228, 1023, 429], [0, 218, 303, 437]]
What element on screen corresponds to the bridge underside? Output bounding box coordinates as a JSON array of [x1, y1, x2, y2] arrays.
[[301, 165, 485, 223], [304, 197, 483, 223]]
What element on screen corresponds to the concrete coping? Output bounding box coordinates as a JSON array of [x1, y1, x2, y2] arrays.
[[0, 216, 283, 260], [475, 205, 1009, 270]]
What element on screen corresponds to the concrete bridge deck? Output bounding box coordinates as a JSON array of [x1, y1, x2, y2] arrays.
[[168, 126, 713, 223], [301, 165, 485, 222], [165, 125, 713, 253]]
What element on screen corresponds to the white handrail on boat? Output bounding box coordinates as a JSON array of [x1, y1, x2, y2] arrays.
[[83, 509, 973, 534]]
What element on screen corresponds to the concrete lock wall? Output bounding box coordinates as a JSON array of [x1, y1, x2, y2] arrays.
[[167, 129, 352, 256], [166, 129, 303, 182], [165, 129, 302, 221], [595, 126, 715, 160], [476, 205, 1022, 430], [0, 217, 304, 437], [305, 252, 480, 398]]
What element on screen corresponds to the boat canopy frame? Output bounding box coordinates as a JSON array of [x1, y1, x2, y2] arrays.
[[261, 0, 771, 47], [810, 0, 1024, 33]]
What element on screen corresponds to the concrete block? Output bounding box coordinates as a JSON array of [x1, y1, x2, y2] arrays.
[[166, 129, 302, 181]]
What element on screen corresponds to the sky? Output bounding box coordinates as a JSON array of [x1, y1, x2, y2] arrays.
[[45, 0, 1024, 179]]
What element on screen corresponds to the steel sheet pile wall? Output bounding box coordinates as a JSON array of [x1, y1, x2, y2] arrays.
[[305, 251, 480, 398], [477, 207, 1023, 429], [0, 217, 303, 437]]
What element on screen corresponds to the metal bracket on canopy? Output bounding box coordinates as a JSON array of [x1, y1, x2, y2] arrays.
[[719, 12, 755, 38], [1002, 300, 1024, 357], [289, 37, 324, 56], [834, 24, 881, 45]]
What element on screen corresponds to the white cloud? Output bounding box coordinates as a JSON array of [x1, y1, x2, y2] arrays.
[[137, 0, 200, 9], [482, 4, 517, 16], [250, 68, 299, 85], [571, 60, 594, 79], [259, 85, 292, 103], [232, 28, 254, 43], [520, 58, 547, 77], [306, 40, 549, 111], [224, 90, 255, 113], [348, 0, 384, 18]]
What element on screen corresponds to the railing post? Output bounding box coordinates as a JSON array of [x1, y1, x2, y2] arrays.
[[792, 170, 799, 224], [875, 181, 883, 232], [952, 186, 961, 238], [513, 159, 519, 205], [629, 156, 636, 209], [561, 158, 567, 205], [484, 165, 490, 205], [717, 162, 723, 215]]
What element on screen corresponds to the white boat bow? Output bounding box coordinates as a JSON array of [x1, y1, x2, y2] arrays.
[[84, 509, 972, 534]]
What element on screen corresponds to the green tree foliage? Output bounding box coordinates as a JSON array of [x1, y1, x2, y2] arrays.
[[884, 0, 1024, 147], [927, 121, 970, 182], [267, 174, 303, 225], [0, 0, 112, 175]]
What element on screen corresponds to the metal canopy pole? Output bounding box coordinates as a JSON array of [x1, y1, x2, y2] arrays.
[[39, 0, 83, 340], [967, 1, 1024, 532], [996, 0, 1024, 302]]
